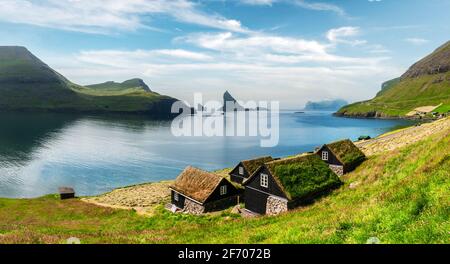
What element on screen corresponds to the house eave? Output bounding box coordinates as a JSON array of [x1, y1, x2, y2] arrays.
[[169, 188, 205, 205]]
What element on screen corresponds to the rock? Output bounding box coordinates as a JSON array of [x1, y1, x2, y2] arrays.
[[183, 199, 205, 215], [266, 196, 288, 216]]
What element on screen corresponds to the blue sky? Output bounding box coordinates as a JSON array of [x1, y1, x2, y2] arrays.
[[0, 0, 449, 108]]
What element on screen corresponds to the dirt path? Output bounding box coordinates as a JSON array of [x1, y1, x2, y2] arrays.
[[355, 117, 450, 156], [82, 181, 173, 216], [82, 169, 233, 215]]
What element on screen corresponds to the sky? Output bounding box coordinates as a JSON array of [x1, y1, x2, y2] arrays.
[[0, 0, 449, 108]]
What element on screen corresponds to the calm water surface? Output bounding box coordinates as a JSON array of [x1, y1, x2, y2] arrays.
[[0, 111, 415, 198]]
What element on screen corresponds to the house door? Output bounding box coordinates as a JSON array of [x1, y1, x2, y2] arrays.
[[244, 188, 268, 215]]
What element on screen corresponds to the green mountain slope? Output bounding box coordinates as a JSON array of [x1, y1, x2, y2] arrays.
[[0, 46, 179, 118], [337, 41, 450, 118]]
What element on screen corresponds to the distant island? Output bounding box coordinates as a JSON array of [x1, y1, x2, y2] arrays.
[[303, 99, 348, 111], [0, 46, 181, 118], [336, 40, 450, 119]]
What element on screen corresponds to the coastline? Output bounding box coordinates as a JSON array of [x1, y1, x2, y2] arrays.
[[1, 116, 447, 201], [82, 117, 449, 211], [333, 111, 438, 121]]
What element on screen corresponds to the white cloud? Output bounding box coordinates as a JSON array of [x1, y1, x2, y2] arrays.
[[77, 49, 213, 67], [178, 31, 387, 65], [240, 0, 276, 5], [53, 27, 395, 107], [239, 0, 345, 16], [0, 0, 249, 34], [326, 26, 367, 46], [404, 38, 429, 45], [293, 0, 345, 16], [180, 32, 328, 56], [153, 49, 213, 61]]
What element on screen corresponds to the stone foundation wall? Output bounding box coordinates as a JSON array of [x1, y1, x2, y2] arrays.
[[183, 199, 205, 215], [329, 165, 344, 177], [266, 196, 288, 216]]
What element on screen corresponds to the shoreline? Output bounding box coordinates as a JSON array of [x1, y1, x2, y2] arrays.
[[82, 116, 450, 209], [333, 112, 439, 121], [1, 116, 448, 201]]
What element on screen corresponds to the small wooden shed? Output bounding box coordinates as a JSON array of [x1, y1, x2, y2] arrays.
[[170, 166, 240, 214], [58, 187, 75, 200]]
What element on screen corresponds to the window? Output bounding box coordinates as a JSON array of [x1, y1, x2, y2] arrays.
[[174, 192, 179, 201], [238, 166, 244, 175], [322, 151, 329, 161], [260, 173, 269, 188], [220, 185, 227, 196]]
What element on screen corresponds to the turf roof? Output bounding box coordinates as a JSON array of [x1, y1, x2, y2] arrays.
[[264, 154, 342, 200], [240, 156, 274, 175], [170, 166, 228, 204], [324, 139, 366, 167]]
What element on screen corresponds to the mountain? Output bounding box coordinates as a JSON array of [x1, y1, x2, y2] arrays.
[[223, 90, 245, 112], [336, 41, 450, 118], [0, 46, 180, 118], [303, 99, 348, 111]]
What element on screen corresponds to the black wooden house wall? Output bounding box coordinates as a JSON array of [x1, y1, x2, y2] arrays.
[[171, 190, 186, 208], [204, 179, 240, 203], [244, 166, 287, 214], [317, 145, 342, 166], [229, 162, 249, 184]]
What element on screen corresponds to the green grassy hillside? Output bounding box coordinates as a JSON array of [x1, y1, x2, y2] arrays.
[[0, 46, 179, 118], [1, 122, 448, 244], [337, 41, 450, 118], [86, 78, 152, 92]]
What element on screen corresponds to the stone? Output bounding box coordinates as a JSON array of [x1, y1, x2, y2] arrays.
[[329, 165, 344, 177], [183, 199, 205, 215], [266, 196, 288, 216]]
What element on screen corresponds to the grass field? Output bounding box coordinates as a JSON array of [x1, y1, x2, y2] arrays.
[[1, 125, 448, 244], [435, 104, 450, 114]]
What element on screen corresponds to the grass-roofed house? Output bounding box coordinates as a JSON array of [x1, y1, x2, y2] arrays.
[[242, 154, 342, 215], [316, 139, 366, 176], [229, 156, 274, 184], [170, 166, 240, 214]]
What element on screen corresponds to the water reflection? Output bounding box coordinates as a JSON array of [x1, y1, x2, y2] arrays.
[[0, 111, 414, 198]]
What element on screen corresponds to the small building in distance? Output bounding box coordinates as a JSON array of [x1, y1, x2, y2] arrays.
[[58, 187, 75, 200], [169, 166, 240, 214], [243, 154, 341, 215], [316, 139, 366, 176], [229, 156, 274, 184]]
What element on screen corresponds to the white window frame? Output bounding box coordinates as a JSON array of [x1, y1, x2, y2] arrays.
[[260, 173, 269, 188], [322, 151, 329, 161], [220, 185, 227, 196], [174, 192, 179, 201], [238, 166, 244, 175]]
